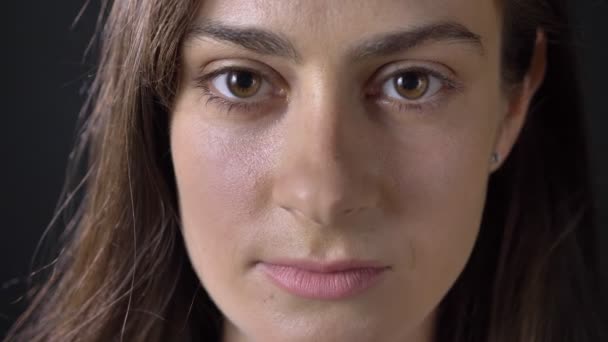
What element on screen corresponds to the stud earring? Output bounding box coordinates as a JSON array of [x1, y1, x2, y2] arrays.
[[491, 152, 500, 164]]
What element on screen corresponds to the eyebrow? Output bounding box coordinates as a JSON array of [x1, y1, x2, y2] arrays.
[[350, 22, 484, 60], [186, 20, 300, 61], [185, 20, 484, 63]]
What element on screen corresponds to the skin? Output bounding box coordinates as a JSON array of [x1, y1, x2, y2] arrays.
[[170, 0, 546, 341]]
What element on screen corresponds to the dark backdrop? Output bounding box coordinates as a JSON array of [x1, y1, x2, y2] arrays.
[[2, 0, 607, 338]]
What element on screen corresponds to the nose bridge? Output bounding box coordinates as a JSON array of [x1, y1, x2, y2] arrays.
[[271, 73, 380, 227]]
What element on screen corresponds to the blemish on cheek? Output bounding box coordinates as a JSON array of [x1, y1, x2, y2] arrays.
[[263, 292, 276, 304], [409, 240, 416, 271]]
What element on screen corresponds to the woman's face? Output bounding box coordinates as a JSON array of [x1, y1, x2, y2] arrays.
[[170, 0, 535, 341]]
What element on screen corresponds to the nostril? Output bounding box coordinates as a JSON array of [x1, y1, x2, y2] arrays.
[[342, 207, 364, 215], [280, 205, 323, 226]]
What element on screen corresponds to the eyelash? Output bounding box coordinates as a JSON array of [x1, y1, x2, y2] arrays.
[[194, 65, 461, 115], [370, 67, 461, 113], [195, 67, 270, 115]]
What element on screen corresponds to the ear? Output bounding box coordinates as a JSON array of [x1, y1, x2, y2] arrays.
[[491, 29, 547, 173]]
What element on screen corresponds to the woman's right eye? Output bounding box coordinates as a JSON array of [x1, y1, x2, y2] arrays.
[[195, 67, 283, 115], [213, 70, 266, 99]]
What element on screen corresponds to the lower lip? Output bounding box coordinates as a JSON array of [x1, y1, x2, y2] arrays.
[[258, 263, 386, 300]]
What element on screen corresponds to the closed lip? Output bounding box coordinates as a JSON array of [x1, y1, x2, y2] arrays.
[[257, 259, 390, 300], [259, 258, 389, 273]]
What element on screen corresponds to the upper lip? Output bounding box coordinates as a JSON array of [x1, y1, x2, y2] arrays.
[[259, 259, 389, 273]]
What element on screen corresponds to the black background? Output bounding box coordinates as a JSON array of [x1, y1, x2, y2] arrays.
[[1, 0, 607, 338]]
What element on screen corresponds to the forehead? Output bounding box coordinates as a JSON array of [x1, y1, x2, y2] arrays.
[[197, 0, 502, 47]]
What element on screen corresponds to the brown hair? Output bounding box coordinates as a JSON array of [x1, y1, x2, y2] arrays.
[[5, 0, 606, 341]]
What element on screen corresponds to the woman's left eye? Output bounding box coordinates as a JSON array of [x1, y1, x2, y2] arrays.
[[381, 70, 444, 103]]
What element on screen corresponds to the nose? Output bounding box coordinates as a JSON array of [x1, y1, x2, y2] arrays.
[[271, 85, 382, 227]]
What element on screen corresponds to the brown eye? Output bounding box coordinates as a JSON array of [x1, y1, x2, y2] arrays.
[[394, 72, 429, 100], [226, 70, 261, 98]]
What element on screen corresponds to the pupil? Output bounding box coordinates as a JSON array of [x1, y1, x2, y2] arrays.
[[234, 71, 254, 89], [399, 72, 421, 90]]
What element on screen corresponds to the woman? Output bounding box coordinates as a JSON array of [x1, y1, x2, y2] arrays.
[[5, 0, 606, 341]]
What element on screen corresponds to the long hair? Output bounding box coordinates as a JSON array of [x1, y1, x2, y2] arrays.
[[5, 0, 606, 341]]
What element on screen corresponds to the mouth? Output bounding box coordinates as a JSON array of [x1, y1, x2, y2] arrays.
[[256, 259, 390, 300]]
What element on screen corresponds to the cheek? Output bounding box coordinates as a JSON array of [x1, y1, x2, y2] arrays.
[[169, 116, 272, 285], [371, 148, 485, 332], [395, 142, 489, 266], [385, 105, 496, 293]]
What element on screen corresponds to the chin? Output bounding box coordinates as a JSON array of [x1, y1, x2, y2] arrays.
[[225, 308, 419, 342], [245, 323, 391, 342]]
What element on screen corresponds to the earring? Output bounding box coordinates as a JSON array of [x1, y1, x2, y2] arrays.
[[491, 152, 500, 164]]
